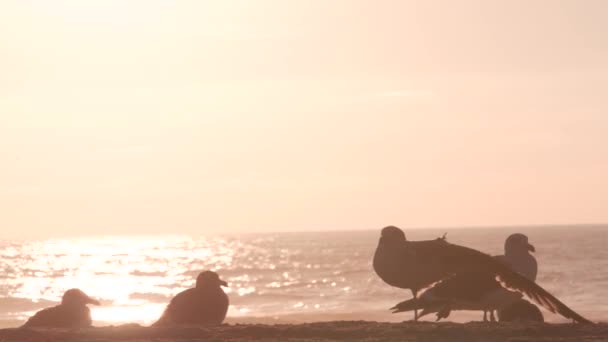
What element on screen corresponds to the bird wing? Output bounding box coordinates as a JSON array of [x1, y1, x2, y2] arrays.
[[391, 272, 504, 314], [166, 289, 198, 322], [153, 289, 194, 326], [493, 255, 508, 264], [427, 272, 502, 301], [22, 307, 60, 327], [407, 239, 592, 324], [495, 253, 538, 282], [22, 309, 48, 327]]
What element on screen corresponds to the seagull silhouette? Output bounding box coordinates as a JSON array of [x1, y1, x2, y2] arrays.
[[22, 289, 100, 328], [153, 271, 229, 326]]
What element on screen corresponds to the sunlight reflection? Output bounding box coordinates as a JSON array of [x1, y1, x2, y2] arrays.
[[93, 303, 166, 325], [0, 232, 430, 326], [3, 235, 232, 324]]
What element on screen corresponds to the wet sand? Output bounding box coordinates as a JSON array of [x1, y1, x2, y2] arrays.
[[1, 321, 607, 342]]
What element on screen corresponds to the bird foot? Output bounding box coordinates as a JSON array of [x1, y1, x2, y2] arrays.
[[436, 306, 451, 321]]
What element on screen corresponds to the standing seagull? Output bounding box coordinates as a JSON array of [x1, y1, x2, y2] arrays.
[[22, 289, 100, 328], [496, 233, 537, 281], [153, 271, 229, 326], [486, 233, 537, 320], [373, 226, 591, 323]]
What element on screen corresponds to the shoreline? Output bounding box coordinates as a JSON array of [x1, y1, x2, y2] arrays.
[[1, 321, 607, 342]]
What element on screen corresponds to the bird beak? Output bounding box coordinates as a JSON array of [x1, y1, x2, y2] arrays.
[[528, 243, 535, 252], [87, 297, 101, 305], [220, 280, 228, 287]]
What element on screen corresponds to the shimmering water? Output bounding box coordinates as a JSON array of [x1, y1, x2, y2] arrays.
[[1, 226, 606, 327]]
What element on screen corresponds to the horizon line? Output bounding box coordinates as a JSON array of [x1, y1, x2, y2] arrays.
[[2, 222, 606, 241]]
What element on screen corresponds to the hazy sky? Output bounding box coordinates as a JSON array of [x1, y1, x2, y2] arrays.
[[1, 0, 607, 238]]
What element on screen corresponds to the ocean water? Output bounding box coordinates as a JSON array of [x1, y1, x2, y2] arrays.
[[1, 226, 606, 328]]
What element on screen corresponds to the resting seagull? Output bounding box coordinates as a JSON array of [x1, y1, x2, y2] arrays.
[[22, 288, 100, 328], [373, 226, 591, 323], [153, 271, 229, 326]]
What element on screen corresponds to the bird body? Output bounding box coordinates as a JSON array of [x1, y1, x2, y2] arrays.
[[23, 305, 93, 328], [22, 289, 100, 328], [153, 271, 228, 326], [373, 229, 456, 296]]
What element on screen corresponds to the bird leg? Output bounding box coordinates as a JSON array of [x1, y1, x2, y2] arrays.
[[483, 310, 488, 322], [490, 310, 496, 322], [412, 290, 418, 322]]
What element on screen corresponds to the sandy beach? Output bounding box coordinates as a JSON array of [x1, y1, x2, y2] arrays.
[[1, 321, 607, 342]]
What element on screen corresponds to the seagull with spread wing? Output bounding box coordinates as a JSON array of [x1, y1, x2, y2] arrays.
[[373, 226, 591, 323]]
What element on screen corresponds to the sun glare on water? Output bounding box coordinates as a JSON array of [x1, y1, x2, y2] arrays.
[[4, 235, 238, 325], [93, 303, 167, 325]]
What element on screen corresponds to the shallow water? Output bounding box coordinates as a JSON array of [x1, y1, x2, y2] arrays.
[[1, 226, 606, 327]]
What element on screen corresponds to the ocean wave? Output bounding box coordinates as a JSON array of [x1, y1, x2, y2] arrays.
[[128, 292, 170, 303], [0, 297, 56, 312], [129, 270, 168, 277]]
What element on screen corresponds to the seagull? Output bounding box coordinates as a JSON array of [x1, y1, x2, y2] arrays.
[[22, 288, 100, 328], [373, 226, 591, 323], [495, 233, 537, 281], [153, 271, 229, 326], [483, 233, 538, 320]]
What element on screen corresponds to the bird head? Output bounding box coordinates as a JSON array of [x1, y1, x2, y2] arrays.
[[379, 226, 407, 245], [61, 289, 101, 307], [505, 233, 535, 255], [196, 271, 228, 289]]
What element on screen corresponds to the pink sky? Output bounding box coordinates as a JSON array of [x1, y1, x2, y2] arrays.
[[0, 1, 607, 238]]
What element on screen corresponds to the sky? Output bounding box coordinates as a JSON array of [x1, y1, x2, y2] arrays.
[[0, 0, 607, 238]]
